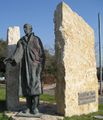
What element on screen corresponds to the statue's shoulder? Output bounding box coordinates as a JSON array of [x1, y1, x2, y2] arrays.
[[19, 36, 25, 43], [34, 35, 41, 41], [31, 34, 41, 44], [34, 35, 42, 44], [16, 37, 24, 47], [34, 35, 44, 49], [34, 35, 39, 39], [20, 36, 25, 41]]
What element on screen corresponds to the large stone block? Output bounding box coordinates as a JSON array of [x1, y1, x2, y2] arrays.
[[54, 2, 98, 117], [6, 26, 20, 110]]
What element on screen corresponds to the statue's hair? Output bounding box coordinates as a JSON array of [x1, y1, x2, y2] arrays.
[[23, 23, 32, 29]]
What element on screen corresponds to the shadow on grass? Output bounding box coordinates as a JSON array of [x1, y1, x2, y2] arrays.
[[0, 100, 6, 112], [39, 103, 57, 115]]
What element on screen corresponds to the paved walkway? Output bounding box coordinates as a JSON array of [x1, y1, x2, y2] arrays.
[[5, 113, 63, 120], [43, 83, 56, 96], [99, 95, 103, 104], [5, 102, 63, 120]]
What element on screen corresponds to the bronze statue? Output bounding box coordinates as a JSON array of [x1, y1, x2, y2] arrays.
[[4, 24, 45, 116]]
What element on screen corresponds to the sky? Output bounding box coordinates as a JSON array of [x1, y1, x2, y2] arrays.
[[0, 0, 103, 65]]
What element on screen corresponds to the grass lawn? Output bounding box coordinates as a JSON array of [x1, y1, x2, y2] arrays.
[[0, 85, 6, 100], [0, 84, 103, 120], [0, 84, 8, 120], [40, 94, 55, 103]]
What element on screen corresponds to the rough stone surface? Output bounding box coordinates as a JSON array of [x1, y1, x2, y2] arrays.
[[54, 2, 98, 117], [6, 26, 20, 110]]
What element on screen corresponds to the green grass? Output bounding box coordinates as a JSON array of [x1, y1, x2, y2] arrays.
[[0, 84, 8, 120], [20, 94, 55, 103], [63, 104, 103, 120], [0, 85, 6, 100], [0, 113, 8, 120], [40, 94, 55, 103]]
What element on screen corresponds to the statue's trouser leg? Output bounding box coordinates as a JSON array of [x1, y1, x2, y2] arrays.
[[31, 95, 40, 114], [26, 96, 32, 112]]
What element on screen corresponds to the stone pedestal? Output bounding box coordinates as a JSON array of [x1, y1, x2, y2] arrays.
[[54, 2, 98, 117], [6, 26, 20, 110]]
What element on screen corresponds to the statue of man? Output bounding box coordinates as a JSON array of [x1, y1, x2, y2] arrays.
[[4, 24, 45, 115]]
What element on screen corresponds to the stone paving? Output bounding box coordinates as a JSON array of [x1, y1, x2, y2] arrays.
[[43, 83, 56, 96], [5, 102, 63, 120], [5, 113, 63, 120]]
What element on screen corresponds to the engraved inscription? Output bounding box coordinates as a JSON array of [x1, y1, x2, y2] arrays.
[[78, 91, 96, 105]]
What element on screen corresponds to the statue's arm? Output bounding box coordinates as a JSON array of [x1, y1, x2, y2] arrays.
[[11, 40, 23, 64], [37, 37, 45, 69], [3, 41, 23, 66]]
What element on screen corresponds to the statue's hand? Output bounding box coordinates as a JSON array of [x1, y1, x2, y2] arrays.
[[11, 60, 16, 66], [3, 58, 12, 64], [3, 58, 16, 66]]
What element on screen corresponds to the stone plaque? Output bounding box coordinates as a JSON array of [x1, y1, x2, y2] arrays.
[[78, 91, 96, 105]]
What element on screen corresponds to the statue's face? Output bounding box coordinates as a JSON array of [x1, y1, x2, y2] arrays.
[[24, 25, 32, 35]]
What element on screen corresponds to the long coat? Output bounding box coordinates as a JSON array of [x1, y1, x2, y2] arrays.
[[12, 33, 45, 97]]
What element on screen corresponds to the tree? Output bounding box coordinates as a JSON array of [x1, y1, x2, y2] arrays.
[[42, 48, 56, 84], [0, 39, 7, 75], [0, 39, 7, 58]]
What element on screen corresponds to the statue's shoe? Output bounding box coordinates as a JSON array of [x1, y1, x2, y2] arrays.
[[30, 108, 42, 117], [22, 108, 30, 114], [16, 109, 42, 118], [30, 108, 39, 114]]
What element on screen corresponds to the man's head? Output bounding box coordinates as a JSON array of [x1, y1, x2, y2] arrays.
[[23, 23, 32, 35]]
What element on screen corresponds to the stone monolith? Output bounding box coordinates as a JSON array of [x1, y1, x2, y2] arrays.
[[54, 2, 98, 117], [6, 26, 20, 110]]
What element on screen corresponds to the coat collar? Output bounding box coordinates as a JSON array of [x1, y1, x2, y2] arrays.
[[24, 33, 34, 43]]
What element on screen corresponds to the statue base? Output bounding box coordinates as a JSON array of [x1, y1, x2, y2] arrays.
[[16, 111, 42, 118]]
